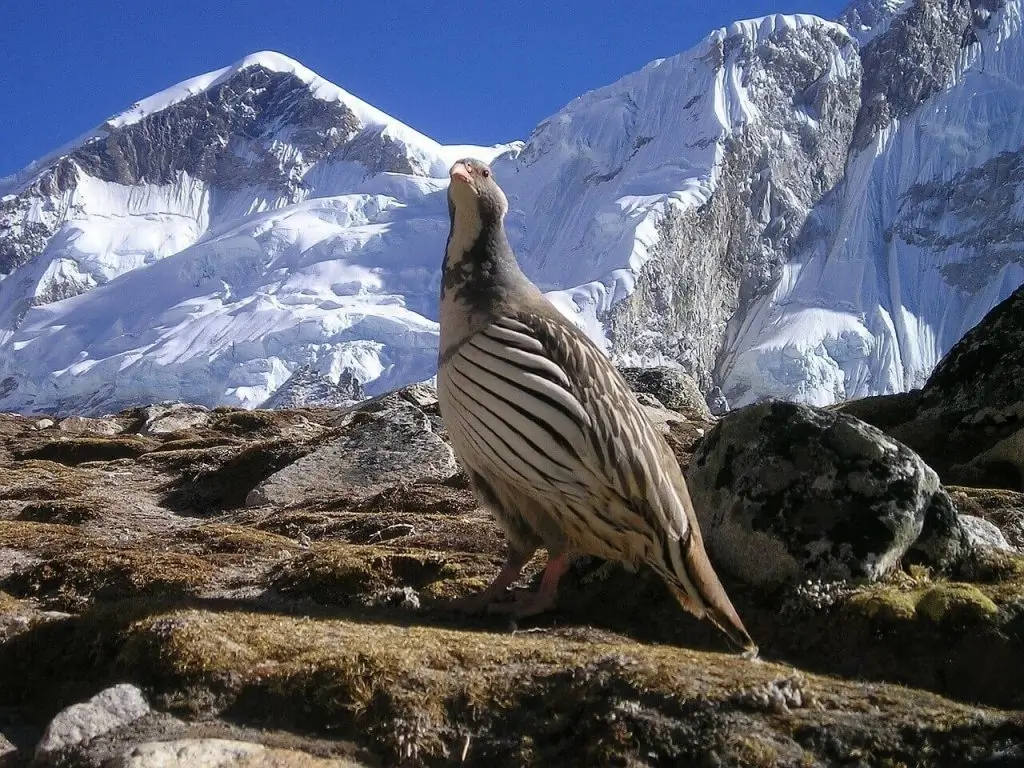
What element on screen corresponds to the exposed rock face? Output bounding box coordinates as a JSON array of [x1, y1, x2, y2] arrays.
[[605, 20, 860, 390], [851, 0, 1005, 150], [687, 401, 965, 588], [617, 366, 712, 420], [918, 282, 1024, 420], [261, 366, 365, 410]]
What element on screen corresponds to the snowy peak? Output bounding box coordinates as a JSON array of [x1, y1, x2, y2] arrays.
[[839, 0, 915, 44], [1, 1, 1022, 416]]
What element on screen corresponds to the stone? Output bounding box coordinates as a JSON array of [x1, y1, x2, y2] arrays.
[[115, 738, 364, 767], [139, 402, 213, 435], [247, 396, 457, 507], [706, 386, 729, 416], [57, 415, 124, 436], [35, 683, 150, 761], [617, 366, 712, 420], [960, 514, 1016, 554], [686, 401, 964, 588], [33, 418, 55, 430], [261, 366, 365, 410], [0, 732, 15, 759], [919, 284, 1024, 422]]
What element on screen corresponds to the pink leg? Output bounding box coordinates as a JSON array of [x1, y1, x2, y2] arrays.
[[487, 551, 570, 618], [439, 548, 535, 614]]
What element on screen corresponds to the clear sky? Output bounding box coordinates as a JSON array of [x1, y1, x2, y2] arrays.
[[1, 0, 849, 177]]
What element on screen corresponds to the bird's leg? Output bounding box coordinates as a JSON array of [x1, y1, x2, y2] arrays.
[[487, 551, 570, 618], [439, 547, 535, 614]]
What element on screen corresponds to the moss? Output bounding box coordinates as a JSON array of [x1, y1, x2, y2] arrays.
[[0, 589, 22, 613], [15, 436, 157, 465], [16, 499, 102, 524], [0, 520, 87, 552], [211, 410, 309, 437], [175, 524, 298, 555], [917, 584, 1000, 625], [0, 460, 91, 500], [271, 543, 470, 605], [3, 548, 216, 608], [844, 586, 920, 622], [149, 435, 242, 453], [108, 609, 1024, 765]]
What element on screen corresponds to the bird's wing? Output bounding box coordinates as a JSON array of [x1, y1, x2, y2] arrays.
[[508, 309, 695, 540], [443, 309, 692, 546]]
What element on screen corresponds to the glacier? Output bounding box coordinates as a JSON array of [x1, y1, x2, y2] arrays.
[[718, 0, 1024, 406], [0, 0, 1022, 415]]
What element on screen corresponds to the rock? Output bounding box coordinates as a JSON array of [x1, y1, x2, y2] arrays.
[[115, 738, 364, 767], [919, 284, 1024, 422], [617, 366, 712, 420], [639, 404, 687, 435], [261, 366, 365, 410], [840, 285, 1024, 490], [965, 425, 1024, 492], [247, 395, 457, 507], [633, 392, 666, 409], [139, 402, 212, 435], [687, 401, 964, 588], [33, 418, 55, 430], [0, 732, 15, 759], [706, 386, 729, 416], [960, 514, 1016, 554], [56, 415, 124, 436], [35, 683, 150, 761]]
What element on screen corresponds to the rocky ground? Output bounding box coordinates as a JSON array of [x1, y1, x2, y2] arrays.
[[1, 290, 1023, 767]]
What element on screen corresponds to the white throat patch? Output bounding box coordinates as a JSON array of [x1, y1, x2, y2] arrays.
[[446, 192, 484, 264]]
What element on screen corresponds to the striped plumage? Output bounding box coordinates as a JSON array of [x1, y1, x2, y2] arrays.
[[437, 158, 756, 655]]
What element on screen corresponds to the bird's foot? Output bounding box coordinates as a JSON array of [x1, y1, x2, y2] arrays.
[[485, 588, 558, 618], [435, 585, 515, 615]]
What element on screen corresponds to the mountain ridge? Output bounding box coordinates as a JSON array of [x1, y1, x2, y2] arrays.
[[0, 1, 1021, 414]]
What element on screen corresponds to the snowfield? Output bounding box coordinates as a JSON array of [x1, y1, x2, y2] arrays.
[[1, 1, 1022, 414]]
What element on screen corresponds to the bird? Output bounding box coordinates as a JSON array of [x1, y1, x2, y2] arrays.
[[435, 157, 757, 656]]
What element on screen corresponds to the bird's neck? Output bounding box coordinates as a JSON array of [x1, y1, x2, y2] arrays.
[[439, 210, 534, 353]]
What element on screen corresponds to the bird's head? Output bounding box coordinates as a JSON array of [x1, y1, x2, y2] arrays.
[[447, 158, 508, 227]]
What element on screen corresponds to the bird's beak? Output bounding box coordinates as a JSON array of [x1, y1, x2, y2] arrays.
[[449, 162, 474, 187]]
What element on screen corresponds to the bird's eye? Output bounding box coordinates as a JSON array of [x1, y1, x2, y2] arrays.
[[481, 168, 491, 178]]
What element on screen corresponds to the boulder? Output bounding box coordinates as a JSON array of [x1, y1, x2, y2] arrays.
[[617, 366, 712, 420], [139, 402, 212, 435], [247, 388, 457, 507], [57, 415, 124, 436], [706, 386, 730, 416], [959, 514, 1016, 554], [840, 284, 1024, 490], [36, 683, 150, 762], [687, 401, 966, 588]]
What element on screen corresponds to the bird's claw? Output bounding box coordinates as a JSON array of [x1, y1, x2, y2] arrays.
[[485, 589, 557, 618]]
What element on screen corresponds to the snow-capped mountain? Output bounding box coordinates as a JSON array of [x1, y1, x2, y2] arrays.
[[1, 1, 1021, 415], [719, 0, 1024, 406]]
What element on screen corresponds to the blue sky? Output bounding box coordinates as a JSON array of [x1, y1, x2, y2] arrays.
[[1, 0, 848, 177]]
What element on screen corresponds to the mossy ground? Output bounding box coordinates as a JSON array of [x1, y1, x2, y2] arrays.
[[0, 404, 1021, 765]]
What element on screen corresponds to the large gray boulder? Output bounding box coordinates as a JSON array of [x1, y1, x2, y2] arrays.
[[246, 384, 457, 507], [686, 401, 966, 589], [36, 684, 151, 763], [617, 366, 712, 420]]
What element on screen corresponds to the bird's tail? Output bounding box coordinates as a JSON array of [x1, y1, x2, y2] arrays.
[[659, 515, 758, 657]]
